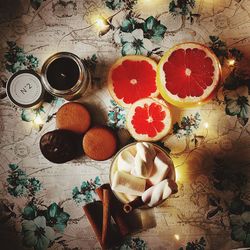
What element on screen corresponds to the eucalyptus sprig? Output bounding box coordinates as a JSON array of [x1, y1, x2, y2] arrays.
[[169, 0, 200, 24], [4, 41, 39, 73], [179, 237, 206, 250], [209, 36, 243, 65]]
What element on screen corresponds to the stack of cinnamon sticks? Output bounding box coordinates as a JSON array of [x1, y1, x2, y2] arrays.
[[83, 184, 131, 249]]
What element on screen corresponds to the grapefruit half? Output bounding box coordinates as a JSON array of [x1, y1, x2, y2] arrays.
[[108, 55, 159, 108], [127, 98, 172, 141], [157, 42, 221, 107]]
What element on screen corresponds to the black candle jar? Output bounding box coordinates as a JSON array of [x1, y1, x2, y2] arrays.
[[41, 52, 91, 100]]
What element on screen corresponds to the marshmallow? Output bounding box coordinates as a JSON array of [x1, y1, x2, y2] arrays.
[[117, 150, 135, 172], [142, 179, 178, 207], [137, 142, 156, 162], [126, 194, 138, 201], [133, 142, 156, 178], [112, 171, 146, 196], [148, 152, 172, 185]]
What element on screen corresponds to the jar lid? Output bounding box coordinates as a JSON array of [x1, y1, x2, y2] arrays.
[[7, 70, 45, 108]]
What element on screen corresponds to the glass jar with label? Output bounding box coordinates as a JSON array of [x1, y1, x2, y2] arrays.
[[41, 52, 91, 100]]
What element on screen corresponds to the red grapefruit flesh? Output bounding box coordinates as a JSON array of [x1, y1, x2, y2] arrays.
[[127, 98, 172, 141], [108, 55, 159, 108], [157, 42, 221, 107]]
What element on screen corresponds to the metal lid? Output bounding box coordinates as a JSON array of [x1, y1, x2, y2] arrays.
[[6, 70, 45, 108]]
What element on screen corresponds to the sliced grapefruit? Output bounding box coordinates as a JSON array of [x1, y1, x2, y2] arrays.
[[108, 55, 159, 108], [127, 98, 171, 141], [157, 42, 221, 107]]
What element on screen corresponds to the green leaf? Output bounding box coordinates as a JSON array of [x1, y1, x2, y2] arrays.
[[45, 203, 70, 232], [22, 203, 38, 220], [105, 0, 123, 10], [94, 176, 101, 185], [169, 0, 196, 18], [154, 24, 167, 37], [223, 72, 242, 90], [72, 177, 101, 204], [28, 177, 42, 193], [121, 18, 137, 32], [14, 184, 27, 197], [169, 1, 177, 13], [143, 16, 157, 31], [121, 42, 137, 56], [48, 203, 59, 218], [54, 223, 66, 232], [229, 198, 246, 215], [21, 109, 36, 122], [72, 186, 80, 197], [7, 41, 16, 48], [91, 54, 97, 61], [209, 36, 243, 65], [182, 237, 206, 250], [4, 41, 39, 73], [229, 48, 243, 62], [82, 54, 98, 72], [209, 36, 219, 42], [57, 211, 70, 224], [9, 164, 18, 171], [143, 16, 167, 42], [54, 211, 70, 232]]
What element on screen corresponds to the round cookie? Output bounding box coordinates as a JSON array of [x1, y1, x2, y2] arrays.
[[40, 129, 81, 163], [83, 127, 117, 161], [56, 102, 91, 134]]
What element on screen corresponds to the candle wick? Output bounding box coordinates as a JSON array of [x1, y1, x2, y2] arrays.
[[60, 73, 66, 78]]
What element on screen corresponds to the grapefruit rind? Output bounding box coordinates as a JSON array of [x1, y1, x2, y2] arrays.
[[127, 98, 172, 142], [108, 55, 159, 108], [157, 42, 221, 108]]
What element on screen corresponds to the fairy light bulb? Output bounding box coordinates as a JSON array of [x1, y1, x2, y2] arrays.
[[204, 122, 209, 129], [175, 167, 180, 182], [228, 58, 236, 67], [33, 114, 43, 125], [95, 16, 108, 31], [174, 234, 180, 241]]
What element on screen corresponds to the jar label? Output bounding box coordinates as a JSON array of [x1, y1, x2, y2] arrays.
[[8, 73, 43, 106]]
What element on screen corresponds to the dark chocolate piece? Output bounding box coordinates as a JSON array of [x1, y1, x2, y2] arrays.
[[40, 129, 82, 163]]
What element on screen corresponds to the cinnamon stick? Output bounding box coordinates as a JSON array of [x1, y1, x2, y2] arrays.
[[123, 197, 144, 213], [83, 201, 103, 247], [83, 201, 121, 249], [102, 189, 110, 248], [96, 184, 130, 236]]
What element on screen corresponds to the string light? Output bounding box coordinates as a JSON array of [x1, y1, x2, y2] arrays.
[[174, 234, 180, 241], [95, 16, 108, 30], [33, 114, 44, 126], [228, 58, 236, 67], [91, 15, 113, 36], [204, 122, 209, 129], [175, 167, 180, 182]]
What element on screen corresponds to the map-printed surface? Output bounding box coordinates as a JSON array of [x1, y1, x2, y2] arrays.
[[0, 0, 250, 249]]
